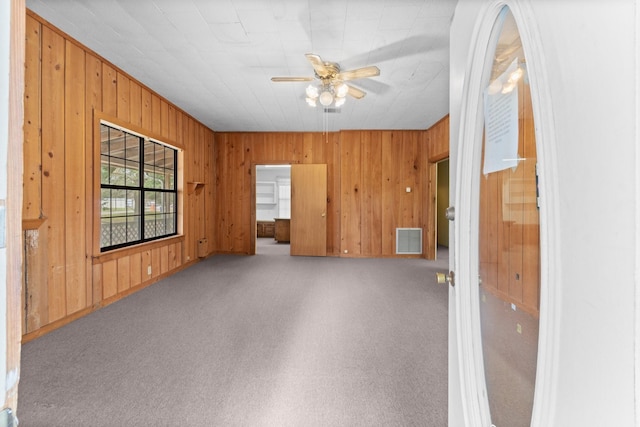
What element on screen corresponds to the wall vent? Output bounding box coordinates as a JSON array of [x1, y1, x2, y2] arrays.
[[396, 228, 423, 254]]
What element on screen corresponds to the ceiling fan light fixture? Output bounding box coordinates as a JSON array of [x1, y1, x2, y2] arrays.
[[335, 83, 349, 98], [306, 97, 317, 107], [319, 90, 334, 106], [334, 97, 346, 108], [306, 84, 319, 99]]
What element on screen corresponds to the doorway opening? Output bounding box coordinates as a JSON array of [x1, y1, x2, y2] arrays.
[[436, 158, 450, 251], [255, 164, 291, 255]]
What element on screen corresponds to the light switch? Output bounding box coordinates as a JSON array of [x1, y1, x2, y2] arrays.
[[405, 187, 411, 193]]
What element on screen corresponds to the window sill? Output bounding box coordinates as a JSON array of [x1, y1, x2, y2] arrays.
[[92, 235, 185, 264]]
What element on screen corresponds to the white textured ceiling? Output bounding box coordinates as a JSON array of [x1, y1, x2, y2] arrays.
[[26, 0, 457, 132]]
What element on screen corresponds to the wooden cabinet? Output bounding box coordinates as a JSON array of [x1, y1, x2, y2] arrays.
[[257, 221, 275, 237], [274, 218, 290, 243]]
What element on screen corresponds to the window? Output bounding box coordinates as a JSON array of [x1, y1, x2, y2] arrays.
[[100, 123, 177, 251]]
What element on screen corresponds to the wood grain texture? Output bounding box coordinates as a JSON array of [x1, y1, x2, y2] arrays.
[[215, 129, 439, 258], [8, 1, 26, 411], [291, 164, 327, 256], [23, 12, 215, 338], [23, 15, 42, 221], [64, 40, 87, 315], [41, 25, 67, 322]]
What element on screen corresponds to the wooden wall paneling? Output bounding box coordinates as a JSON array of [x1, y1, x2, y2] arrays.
[[160, 99, 169, 138], [102, 259, 117, 299], [23, 15, 41, 221], [176, 241, 183, 266], [129, 80, 142, 127], [302, 133, 315, 163], [185, 117, 196, 261], [24, 14, 217, 338], [41, 25, 67, 322], [85, 52, 102, 306], [205, 130, 215, 256], [194, 126, 205, 257], [361, 131, 383, 256], [117, 256, 131, 293], [160, 245, 169, 275], [8, 1, 26, 411], [212, 129, 439, 257], [235, 136, 249, 253], [116, 72, 130, 122], [151, 94, 161, 135], [24, 227, 48, 333], [197, 124, 205, 182], [168, 243, 177, 271], [141, 250, 152, 282], [424, 161, 437, 259], [328, 133, 341, 256], [427, 115, 450, 162], [130, 251, 142, 288], [168, 105, 177, 142], [141, 87, 152, 131], [340, 133, 362, 256], [381, 131, 398, 255], [92, 262, 102, 307], [151, 247, 161, 278], [399, 132, 417, 228], [175, 110, 184, 146], [213, 134, 227, 251], [101, 63, 117, 116], [411, 133, 425, 231], [64, 40, 88, 315]]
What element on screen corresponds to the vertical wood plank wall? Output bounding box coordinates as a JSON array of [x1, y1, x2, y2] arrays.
[[214, 126, 449, 259], [22, 12, 215, 340], [214, 132, 342, 255]]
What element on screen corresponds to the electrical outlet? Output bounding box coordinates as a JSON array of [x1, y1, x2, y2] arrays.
[[147, 266, 152, 275], [516, 323, 522, 334]]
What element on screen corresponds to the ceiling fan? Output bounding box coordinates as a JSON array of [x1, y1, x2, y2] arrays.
[[271, 53, 380, 108]]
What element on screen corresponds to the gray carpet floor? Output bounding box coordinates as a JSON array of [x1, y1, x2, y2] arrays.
[[18, 239, 449, 426]]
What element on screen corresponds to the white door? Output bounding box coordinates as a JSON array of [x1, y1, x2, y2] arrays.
[[448, 3, 556, 426]]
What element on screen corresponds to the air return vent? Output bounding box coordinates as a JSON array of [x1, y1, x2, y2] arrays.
[[396, 228, 423, 254]]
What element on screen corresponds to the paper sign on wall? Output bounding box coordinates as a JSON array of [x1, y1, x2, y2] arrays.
[[483, 58, 520, 175]]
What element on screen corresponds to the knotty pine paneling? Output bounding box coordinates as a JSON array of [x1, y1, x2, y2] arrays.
[[22, 11, 215, 340], [215, 130, 435, 258], [23, 16, 41, 222], [64, 40, 87, 315], [427, 115, 450, 162], [214, 132, 340, 255]]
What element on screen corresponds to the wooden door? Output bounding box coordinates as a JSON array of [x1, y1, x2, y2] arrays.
[[290, 164, 327, 256]]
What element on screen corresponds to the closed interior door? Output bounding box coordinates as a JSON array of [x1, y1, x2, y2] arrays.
[[290, 164, 327, 256]]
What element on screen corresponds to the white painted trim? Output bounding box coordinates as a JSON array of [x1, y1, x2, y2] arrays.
[[453, 1, 561, 425]]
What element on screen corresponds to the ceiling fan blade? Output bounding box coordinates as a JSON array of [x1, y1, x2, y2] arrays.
[[336, 66, 380, 81], [305, 53, 330, 77], [346, 85, 366, 99], [271, 77, 315, 82]]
